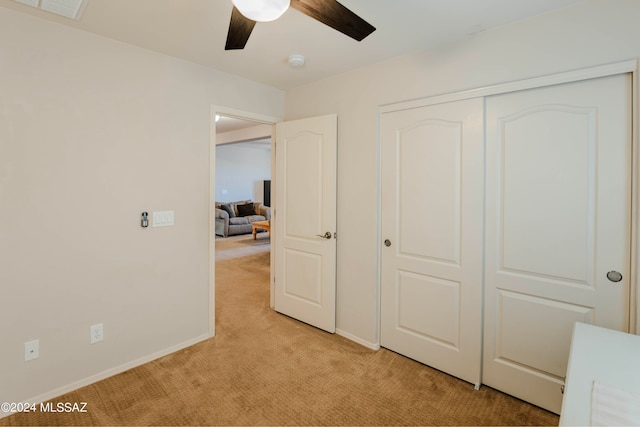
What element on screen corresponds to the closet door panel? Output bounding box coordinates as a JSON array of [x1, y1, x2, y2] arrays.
[[381, 98, 483, 385], [483, 74, 632, 413]]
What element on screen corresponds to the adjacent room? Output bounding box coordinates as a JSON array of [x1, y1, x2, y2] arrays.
[[214, 115, 272, 241]]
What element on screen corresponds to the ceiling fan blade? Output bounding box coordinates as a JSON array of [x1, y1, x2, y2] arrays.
[[290, 0, 375, 42], [225, 6, 256, 50]]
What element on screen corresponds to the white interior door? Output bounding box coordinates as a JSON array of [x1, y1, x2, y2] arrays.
[[274, 114, 337, 333], [380, 98, 484, 385], [483, 74, 632, 413]]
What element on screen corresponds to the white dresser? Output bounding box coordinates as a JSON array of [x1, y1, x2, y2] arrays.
[[560, 322, 640, 426]]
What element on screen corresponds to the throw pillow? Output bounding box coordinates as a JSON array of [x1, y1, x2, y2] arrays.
[[236, 203, 255, 217], [220, 204, 235, 218]]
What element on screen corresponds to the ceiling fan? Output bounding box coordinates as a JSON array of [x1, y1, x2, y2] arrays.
[[225, 0, 376, 50]]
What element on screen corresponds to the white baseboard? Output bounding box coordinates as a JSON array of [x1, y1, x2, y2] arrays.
[[336, 328, 380, 350], [0, 333, 212, 420]]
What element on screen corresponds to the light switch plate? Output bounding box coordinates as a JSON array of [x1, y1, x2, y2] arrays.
[[153, 210, 175, 227]]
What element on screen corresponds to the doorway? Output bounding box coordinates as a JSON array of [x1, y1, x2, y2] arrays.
[[209, 109, 340, 335], [210, 107, 280, 336]]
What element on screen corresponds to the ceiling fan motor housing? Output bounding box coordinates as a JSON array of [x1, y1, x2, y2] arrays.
[[231, 0, 290, 22]]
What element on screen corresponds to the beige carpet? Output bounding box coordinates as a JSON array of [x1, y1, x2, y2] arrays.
[[215, 231, 271, 260], [1, 234, 559, 426]]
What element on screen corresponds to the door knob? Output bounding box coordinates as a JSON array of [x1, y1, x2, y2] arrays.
[[384, 239, 391, 247], [316, 232, 332, 239], [607, 271, 623, 282]]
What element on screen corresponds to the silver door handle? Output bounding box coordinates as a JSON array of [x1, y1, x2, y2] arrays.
[[316, 232, 332, 239], [607, 271, 623, 282]]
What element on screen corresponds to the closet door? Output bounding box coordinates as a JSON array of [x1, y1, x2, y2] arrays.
[[483, 74, 632, 413], [380, 98, 483, 385]]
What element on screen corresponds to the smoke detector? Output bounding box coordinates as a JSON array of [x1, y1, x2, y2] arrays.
[[288, 54, 305, 68]]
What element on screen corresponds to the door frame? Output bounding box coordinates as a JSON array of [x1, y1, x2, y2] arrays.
[[377, 58, 640, 345], [210, 106, 282, 336]]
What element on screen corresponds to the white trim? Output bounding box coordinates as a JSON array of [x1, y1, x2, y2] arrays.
[[212, 106, 281, 125], [336, 329, 380, 350], [374, 105, 383, 349], [209, 106, 217, 338], [380, 59, 638, 114], [632, 62, 640, 335], [0, 334, 211, 420], [270, 124, 276, 310]]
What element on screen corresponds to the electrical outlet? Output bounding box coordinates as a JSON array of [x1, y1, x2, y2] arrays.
[[90, 323, 104, 344], [24, 340, 39, 361]]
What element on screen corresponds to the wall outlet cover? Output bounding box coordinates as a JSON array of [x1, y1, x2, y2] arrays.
[[24, 339, 39, 361], [90, 323, 104, 344]]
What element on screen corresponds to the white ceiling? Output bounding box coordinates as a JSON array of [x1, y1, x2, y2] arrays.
[[1, 0, 586, 90]]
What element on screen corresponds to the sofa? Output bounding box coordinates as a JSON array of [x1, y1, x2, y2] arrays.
[[215, 200, 270, 237]]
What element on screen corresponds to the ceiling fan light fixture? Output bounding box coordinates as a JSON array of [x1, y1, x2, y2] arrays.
[[231, 0, 290, 22]]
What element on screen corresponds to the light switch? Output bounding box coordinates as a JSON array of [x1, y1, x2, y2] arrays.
[[153, 210, 174, 227]]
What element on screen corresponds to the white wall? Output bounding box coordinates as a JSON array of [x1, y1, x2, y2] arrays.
[[215, 142, 271, 203], [0, 7, 283, 405], [284, 0, 640, 347]]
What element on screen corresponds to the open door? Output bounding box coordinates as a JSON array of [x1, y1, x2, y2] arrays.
[[273, 114, 338, 333]]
